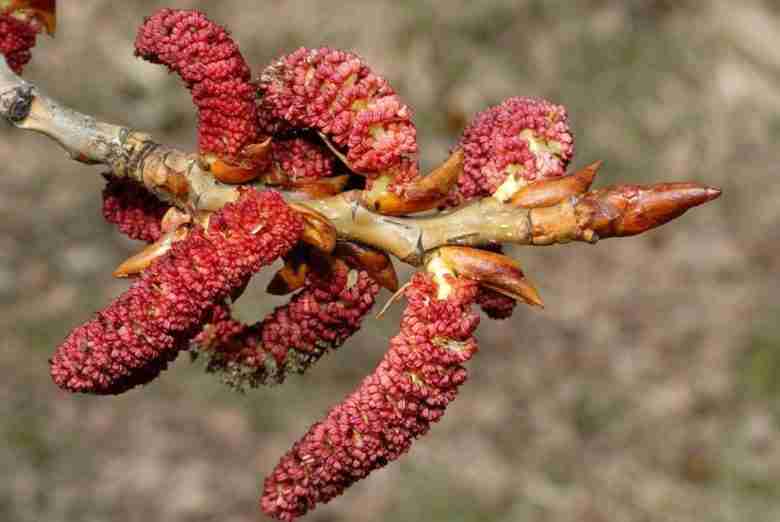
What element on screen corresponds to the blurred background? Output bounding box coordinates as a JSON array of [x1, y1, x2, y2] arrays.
[[1, 1, 778, 521]]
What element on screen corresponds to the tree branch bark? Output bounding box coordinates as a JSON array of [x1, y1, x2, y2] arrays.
[[0, 55, 720, 267]]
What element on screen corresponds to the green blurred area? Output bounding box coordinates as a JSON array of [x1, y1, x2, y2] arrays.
[[1, 1, 779, 521]]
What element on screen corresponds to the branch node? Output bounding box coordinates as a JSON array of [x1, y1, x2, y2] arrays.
[[0, 83, 32, 122]]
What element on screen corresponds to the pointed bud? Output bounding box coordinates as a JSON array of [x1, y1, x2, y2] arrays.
[[510, 160, 600, 208], [363, 149, 464, 215], [5, 0, 56, 34], [112, 227, 189, 278], [433, 246, 544, 308], [289, 175, 350, 199], [267, 262, 309, 295], [334, 241, 399, 292], [200, 138, 272, 184], [266, 246, 311, 296], [160, 207, 191, 234], [288, 203, 337, 254], [576, 182, 722, 239]]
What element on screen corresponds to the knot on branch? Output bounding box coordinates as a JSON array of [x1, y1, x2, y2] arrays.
[[0, 80, 31, 121]]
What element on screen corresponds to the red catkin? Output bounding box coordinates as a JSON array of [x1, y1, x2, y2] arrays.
[[134, 9, 260, 162], [271, 137, 335, 183], [0, 13, 37, 74], [476, 287, 516, 320], [261, 273, 479, 521], [101, 175, 169, 243], [258, 47, 417, 178], [196, 263, 379, 389], [50, 189, 303, 395], [454, 96, 574, 201]]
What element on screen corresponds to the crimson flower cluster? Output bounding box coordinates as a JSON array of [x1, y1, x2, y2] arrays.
[[262, 273, 480, 520], [50, 189, 303, 394], [0, 13, 36, 74], [134, 8, 261, 163], [454, 96, 575, 202], [197, 261, 380, 389], [259, 46, 418, 181], [101, 175, 169, 243], [444, 97, 577, 317], [269, 136, 335, 183], [36, 9, 551, 517]]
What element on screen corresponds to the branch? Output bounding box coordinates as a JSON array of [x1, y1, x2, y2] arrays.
[[0, 55, 234, 212], [0, 56, 720, 267]]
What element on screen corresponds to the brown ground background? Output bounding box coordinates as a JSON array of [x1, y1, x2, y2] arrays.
[[1, 1, 779, 521]]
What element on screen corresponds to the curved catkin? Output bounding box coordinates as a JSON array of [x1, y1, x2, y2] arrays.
[[134, 8, 260, 162], [258, 47, 417, 178], [261, 273, 479, 521], [50, 189, 303, 395], [0, 13, 37, 74], [454, 96, 575, 202], [196, 263, 380, 389], [101, 175, 169, 242]]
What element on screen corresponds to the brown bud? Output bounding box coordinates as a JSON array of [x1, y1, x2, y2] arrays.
[[259, 168, 290, 187], [266, 245, 337, 295], [112, 226, 189, 278], [289, 175, 350, 199], [575, 182, 722, 239], [243, 139, 274, 162], [267, 260, 309, 295], [433, 246, 543, 308], [510, 161, 600, 208], [362, 149, 464, 216], [334, 241, 399, 292], [200, 138, 272, 184], [201, 156, 258, 184], [160, 207, 191, 234], [288, 203, 337, 254], [8, 0, 56, 34]]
